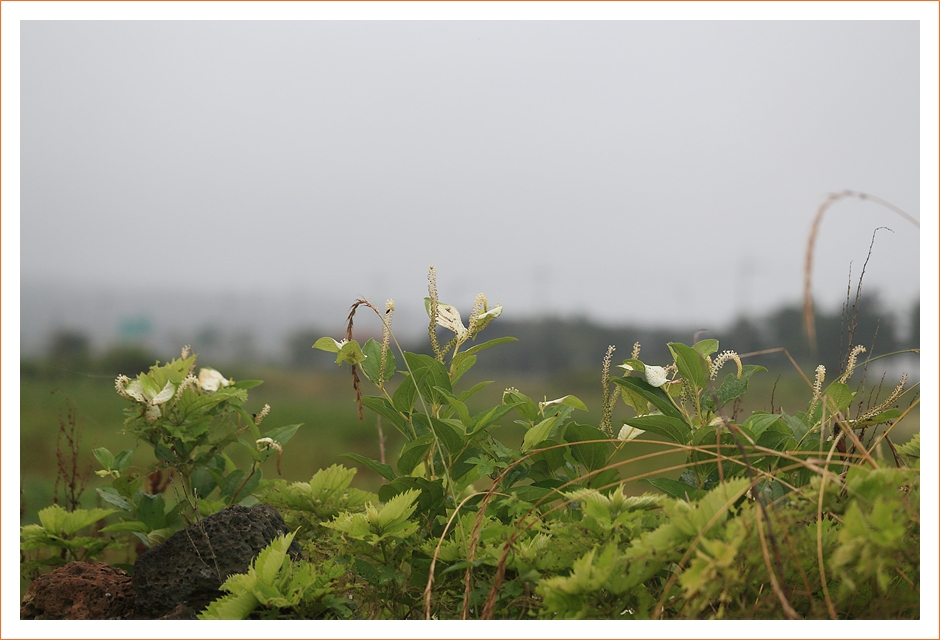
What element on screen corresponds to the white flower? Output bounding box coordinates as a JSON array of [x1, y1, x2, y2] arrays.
[[198, 368, 230, 392], [644, 365, 669, 388], [119, 378, 176, 424], [618, 425, 645, 441]]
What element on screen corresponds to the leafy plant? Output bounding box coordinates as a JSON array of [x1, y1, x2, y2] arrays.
[[20, 504, 115, 574], [199, 531, 352, 620]]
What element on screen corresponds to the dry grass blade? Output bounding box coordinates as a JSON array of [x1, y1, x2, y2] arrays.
[[803, 190, 919, 352]]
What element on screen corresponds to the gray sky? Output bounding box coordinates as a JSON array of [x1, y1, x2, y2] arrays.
[[16, 16, 924, 335]]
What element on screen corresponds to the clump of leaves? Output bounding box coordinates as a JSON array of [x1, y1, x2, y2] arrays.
[[199, 531, 352, 620]]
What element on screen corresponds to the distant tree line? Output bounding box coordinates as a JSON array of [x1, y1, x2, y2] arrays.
[[29, 293, 918, 383], [290, 292, 918, 379]]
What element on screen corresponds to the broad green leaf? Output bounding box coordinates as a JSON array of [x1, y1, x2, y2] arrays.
[[452, 336, 518, 368], [565, 423, 611, 473], [199, 591, 260, 620], [469, 403, 519, 436], [522, 416, 558, 452], [375, 488, 422, 532], [99, 519, 149, 534], [503, 388, 540, 424], [430, 417, 465, 455], [361, 396, 410, 439], [715, 364, 766, 406], [230, 379, 264, 390], [743, 412, 784, 438], [392, 373, 418, 414], [93, 447, 115, 470], [611, 377, 683, 419], [335, 340, 366, 367], [341, 452, 397, 482], [692, 339, 720, 358], [621, 414, 692, 445], [668, 342, 709, 389], [307, 464, 358, 501], [456, 380, 493, 404], [403, 352, 452, 404], [638, 477, 700, 501], [450, 354, 476, 386], [852, 408, 902, 428], [97, 487, 134, 511], [397, 434, 434, 475], [261, 423, 302, 448], [134, 492, 166, 531], [437, 388, 472, 429], [541, 395, 588, 412], [360, 338, 396, 384], [254, 532, 295, 585], [822, 382, 855, 415], [113, 449, 134, 472], [312, 336, 343, 353]]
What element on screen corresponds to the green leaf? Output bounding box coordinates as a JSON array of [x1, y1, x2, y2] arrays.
[[542, 395, 589, 412], [134, 492, 167, 531], [335, 340, 366, 367], [503, 388, 540, 424], [341, 452, 397, 482], [611, 377, 683, 419], [397, 434, 434, 475], [230, 379, 264, 390], [565, 423, 611, 473], [450, 354, 477, 386], [621, 414, 692, 445], [360, 338, 396, 384], [743, 412, 784, 438], [392, 373, 418, 414], [522, 416, 558, 452], [668, 342, 709, 389], [437, 388, 473, 429], [638, 477, 700, 501], [715, 364, 766, 406], [430, 417, 466, 455], [852, 408, 902, 428], [312, 336, 343, 353], [375, 488, 422, 533], [692, 339, 720, 358], [469, 403, 518, 437], [361, 396, 410, 439], [153, 442, 176, 463], [261, 423, 302, 448], [199, 591, 261, 620], [113, 449, 135, 472], [96, 487, 134, 511], [822, 382, 855, 415], [254, 532, 295, 585], [403, 352, 452, 404], [93, 447, 115, 470]]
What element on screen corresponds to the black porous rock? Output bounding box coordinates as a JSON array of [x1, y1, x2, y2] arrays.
[[132, 504, 300, 619]]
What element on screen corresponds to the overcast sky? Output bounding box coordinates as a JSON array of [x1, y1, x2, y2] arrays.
[[12, 10, 930, 337]]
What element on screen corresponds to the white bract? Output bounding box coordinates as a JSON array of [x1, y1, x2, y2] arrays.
[[120, 379, 175, 424], [618, 425, 645, 441], [198, 368, 230, 392], [644, 365, 669, 388]]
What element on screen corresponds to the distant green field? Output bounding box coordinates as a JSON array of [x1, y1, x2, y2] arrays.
[[19, 362, 918, 527]]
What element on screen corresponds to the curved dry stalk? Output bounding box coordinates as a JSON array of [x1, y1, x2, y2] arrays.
[[803, 190, 919, 352]]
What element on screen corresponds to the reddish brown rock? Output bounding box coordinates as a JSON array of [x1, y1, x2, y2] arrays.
[[20, 561, 135, 620]]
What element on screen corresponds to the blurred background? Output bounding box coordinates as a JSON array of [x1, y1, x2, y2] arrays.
[[15, 15, 922, 525]]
